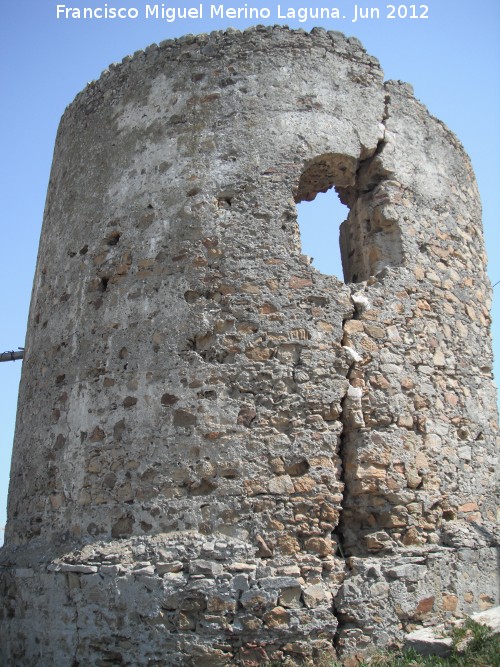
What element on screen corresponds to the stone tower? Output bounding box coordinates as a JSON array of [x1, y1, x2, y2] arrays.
[[1, 27, 498, 666]]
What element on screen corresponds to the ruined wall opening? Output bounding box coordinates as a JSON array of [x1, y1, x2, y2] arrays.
[[295, 153, 404, 283], [296, 188, 349, 281], [294, 153, 356, 283]]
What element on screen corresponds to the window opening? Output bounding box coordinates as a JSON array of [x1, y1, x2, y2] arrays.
[[294, 152, 403, 283], [296, 187, 349, 281]]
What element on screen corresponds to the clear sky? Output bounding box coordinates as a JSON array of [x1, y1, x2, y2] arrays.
[[0, 0, 499, 543]]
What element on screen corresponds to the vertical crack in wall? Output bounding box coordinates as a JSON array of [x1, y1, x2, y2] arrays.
[[337, 291, 370, 549], [332, 95, 394, 655], [338, 94, 401, 284], [332, 290, 368, 655], [335, 90, 392, 554]]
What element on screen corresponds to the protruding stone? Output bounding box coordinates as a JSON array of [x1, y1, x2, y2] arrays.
[[404, 627, 453, 657], [303, 584, 332, 608]]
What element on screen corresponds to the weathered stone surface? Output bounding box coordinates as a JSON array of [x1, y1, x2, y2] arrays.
[[0, 25, 498, 667], [404, 605, 500, 658], [404, 627, 453, 657], [471, 605, 500, 633]]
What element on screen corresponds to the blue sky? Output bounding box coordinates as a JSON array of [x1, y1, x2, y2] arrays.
[[0, 0, 499, 542]]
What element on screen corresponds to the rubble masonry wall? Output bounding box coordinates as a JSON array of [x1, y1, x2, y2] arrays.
[[1, 26, 498, 666]]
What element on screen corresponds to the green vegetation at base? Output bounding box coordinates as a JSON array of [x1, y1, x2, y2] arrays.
[[365, 620, 499, 667], [265, 620, 500, 667]]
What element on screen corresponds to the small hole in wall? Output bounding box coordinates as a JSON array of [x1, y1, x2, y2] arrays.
[[106, 231, 121, 246], [296, 187, 349, 281], [218, 197, 232, 209]]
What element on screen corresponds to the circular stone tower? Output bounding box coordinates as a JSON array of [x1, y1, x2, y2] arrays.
[[1, 27, 498, 666]]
